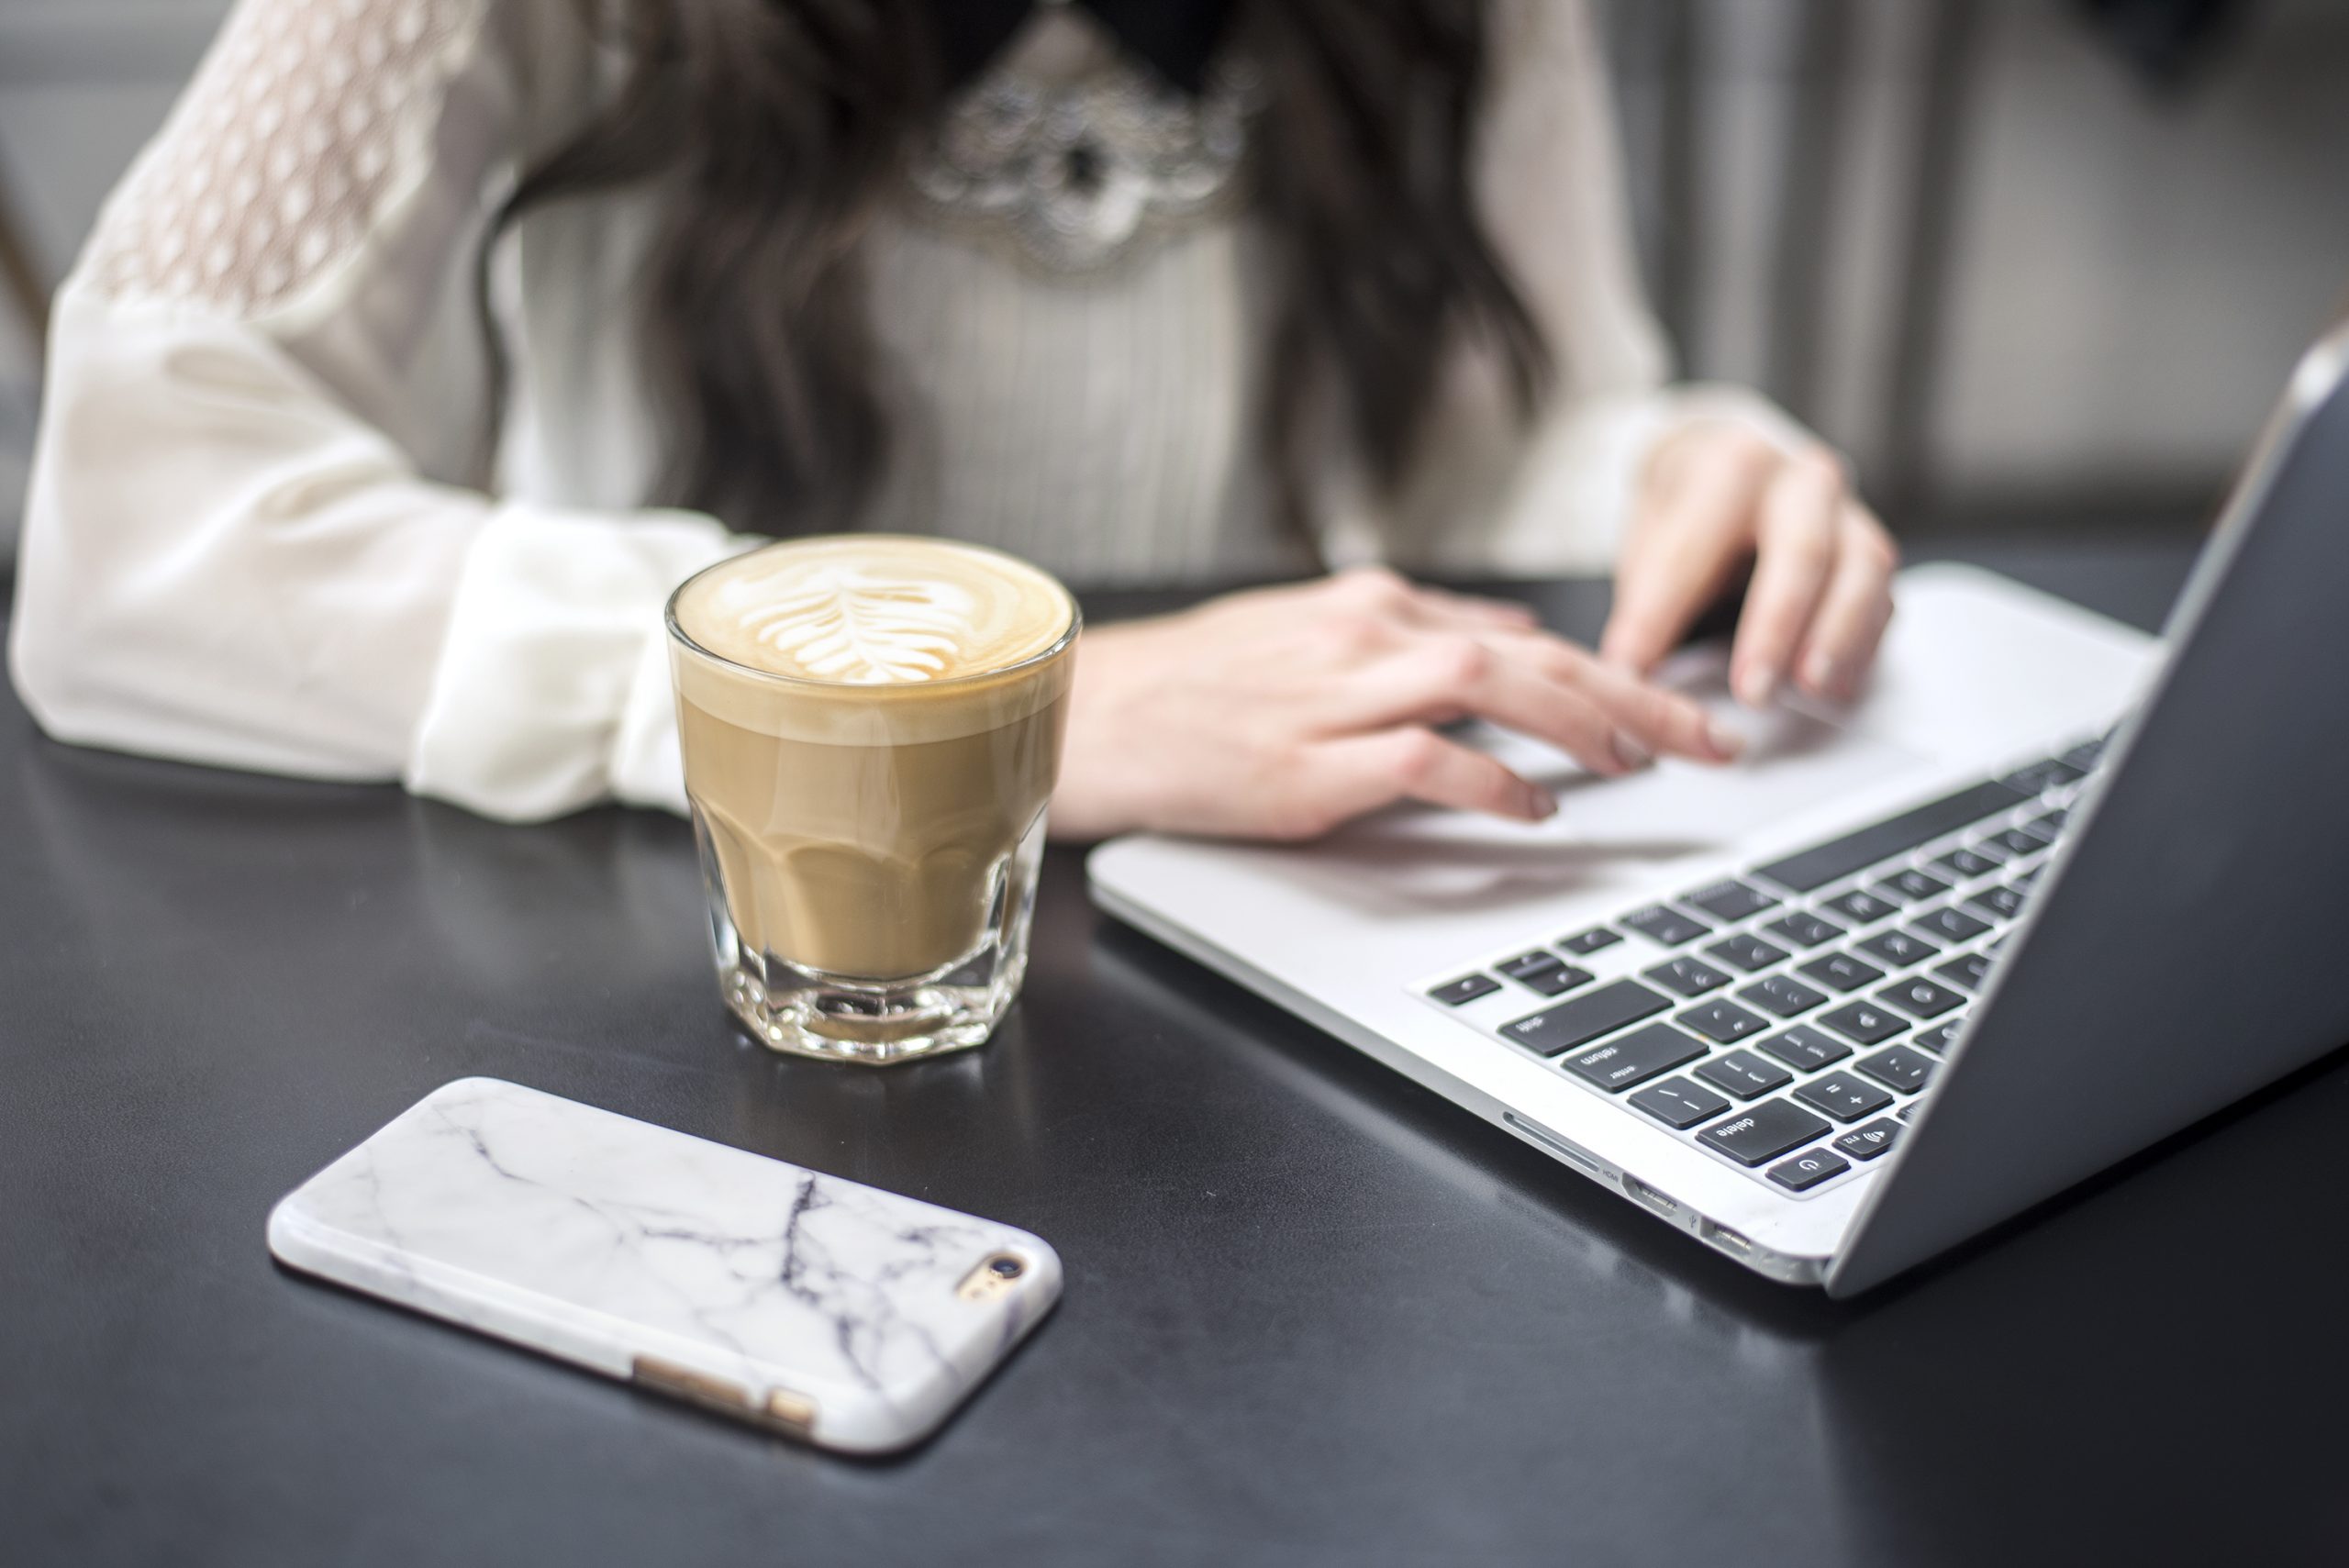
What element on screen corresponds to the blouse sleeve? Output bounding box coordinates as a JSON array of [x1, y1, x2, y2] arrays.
[[6, 0, 751, 821], [1363, 0, 1816, 577]]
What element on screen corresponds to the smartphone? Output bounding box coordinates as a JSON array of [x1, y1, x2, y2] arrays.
[[267, 1078, 1061, 1454]]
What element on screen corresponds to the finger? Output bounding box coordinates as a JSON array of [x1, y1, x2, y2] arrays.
[[1792, 505, 1898, 701], [1328, 633, 1733, 774], [1296, 728, 1554, 833], [1322, 636, 1626, 773], [1729, 449, 1844, 707], [1599, 438, 1776, 673], [1475, 628, 1741, 764]]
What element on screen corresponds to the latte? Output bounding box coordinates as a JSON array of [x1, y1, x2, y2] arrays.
[[668, 536, 1078, 1061]]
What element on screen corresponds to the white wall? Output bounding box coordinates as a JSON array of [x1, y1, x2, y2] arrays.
[[1607, 0, 2349, 519], [1936, 1, 2349, 500]]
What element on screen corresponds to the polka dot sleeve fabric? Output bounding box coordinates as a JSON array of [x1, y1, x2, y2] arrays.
[[82, 0, 483, 316]]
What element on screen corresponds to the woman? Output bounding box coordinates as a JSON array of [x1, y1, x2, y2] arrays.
[[7, 0, 1894, 839]]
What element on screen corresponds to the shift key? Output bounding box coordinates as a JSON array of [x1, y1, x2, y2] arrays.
[[1504, 980, 1671, 1057], [1698, 1098, 1834, 1167], [1562, 1024, 1708, 1092]]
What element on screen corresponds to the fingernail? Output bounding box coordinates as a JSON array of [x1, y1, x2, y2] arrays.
[[1735, 662, 1778, 708], [1707, 717, 1745, 760], [1525, 786, 1558, 820], [1610, 731, 1653, 773], [1805, 650, 1840, 696]]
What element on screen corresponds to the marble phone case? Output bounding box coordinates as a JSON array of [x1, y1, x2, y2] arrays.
[[267, 1078, 1061, 1453]]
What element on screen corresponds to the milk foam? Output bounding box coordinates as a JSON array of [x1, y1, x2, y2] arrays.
[[676, 537, 1074, 684]]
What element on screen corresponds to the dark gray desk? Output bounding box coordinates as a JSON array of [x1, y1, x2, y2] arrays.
[[5, 539, 2342, 1566]]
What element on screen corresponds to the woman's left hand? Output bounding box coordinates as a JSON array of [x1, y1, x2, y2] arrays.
[[1599, 419, 1898, 707]]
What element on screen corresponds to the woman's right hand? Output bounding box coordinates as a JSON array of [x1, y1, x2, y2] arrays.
[[1049, 567, 1743, 842]]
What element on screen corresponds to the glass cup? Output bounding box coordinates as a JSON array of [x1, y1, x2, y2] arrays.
[[665, 537, 1080, 1064]]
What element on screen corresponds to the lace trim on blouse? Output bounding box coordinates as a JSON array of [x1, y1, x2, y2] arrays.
[[83, 0, 483, 316]]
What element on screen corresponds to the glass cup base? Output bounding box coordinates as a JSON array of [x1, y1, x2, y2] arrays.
[[717, 947, 1027, 1065]]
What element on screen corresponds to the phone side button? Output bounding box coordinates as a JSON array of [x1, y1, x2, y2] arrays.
[[632, 1354, 751, 1413], [763, 1386, 818, 1435]]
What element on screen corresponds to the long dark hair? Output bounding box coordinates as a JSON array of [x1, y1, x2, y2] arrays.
[[481, 0, 1551, 542]]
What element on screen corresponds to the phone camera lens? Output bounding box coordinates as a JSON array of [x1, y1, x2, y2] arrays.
[[987, 1255, 1024, 1280]]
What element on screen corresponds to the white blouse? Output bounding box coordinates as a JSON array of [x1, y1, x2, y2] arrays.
[[7, 0, 1802, 823]]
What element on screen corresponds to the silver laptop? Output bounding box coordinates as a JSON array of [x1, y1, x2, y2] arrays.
[[1090, 325, 2349, 1296]]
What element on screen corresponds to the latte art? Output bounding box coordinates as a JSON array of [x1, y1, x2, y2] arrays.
[[725, 564, 976, 684], [677, 536, 1073, 686]]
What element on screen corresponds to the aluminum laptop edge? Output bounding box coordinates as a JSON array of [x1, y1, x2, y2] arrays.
[[1088, 324, 2349, 1296]]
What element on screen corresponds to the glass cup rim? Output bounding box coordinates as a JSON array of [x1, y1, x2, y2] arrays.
[[663, 534, 1083, 694]]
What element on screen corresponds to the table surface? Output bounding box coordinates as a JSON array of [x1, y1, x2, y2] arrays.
[[6, 537, 2343, 1568]]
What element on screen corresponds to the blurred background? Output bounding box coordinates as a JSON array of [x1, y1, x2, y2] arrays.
[[2, 0, 2346, 563]]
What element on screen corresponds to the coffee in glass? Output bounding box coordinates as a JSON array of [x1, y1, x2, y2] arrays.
[[667, 535, 1079, 1062]]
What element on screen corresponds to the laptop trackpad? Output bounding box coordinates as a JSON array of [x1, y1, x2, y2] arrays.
[[1308, 651, 1931, 909]]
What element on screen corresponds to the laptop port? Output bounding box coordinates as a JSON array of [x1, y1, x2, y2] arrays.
[[1620, 1174, 1679, 1218], [1701, 1220, 1755, 1258]]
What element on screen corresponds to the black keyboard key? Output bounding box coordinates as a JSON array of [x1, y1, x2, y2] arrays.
[[1878, 976, 1965, 1018], [1683, 880, 1779, 923], [1933, 847, 2001, 879], [2029, 809, 2069, 837], [1496, 951, 1592, 997], [1936, 952, 1992, 990], [1559, 927, 1623, 955], [1630, 1076, 1732, 1129], [1912, 1019, 1963, 1054], [1793, 1071, 1896, 1123], [1515, 963, 1594, 997], [1622, 906, 1709, 946], [1677, 1001, 1769, 1044], [1856, 1044, 1937, 1095], [1986, 826, 2051, 857], [1644, 957, 1732, 998], [1561, 1023, 1709, 1091], [1768, 1145, 1851, 1191], [1966, 884, 2027, 920], [1798, 951, 1885, 993], [1913, 906, 1991, 942], [1753, 778, 2030, 894], [2061, 737, 2108, 773], [1833, 1118, 1903, 1162], [1876, 867, 1951, 903], [1740, 973, 1828, 1018], [2015, 864, 2045, 886], [1502, 980, 1671, 1056], [1695, 1049, 1794, 1100], [2001, 756, 2087, 795], [1698, 1099, 1834, 1166], [1758, 1024, 1852, 1072], [1819, 1000, 1903, 1045], [1706, 933, 1789, 973], [1821, 889, 1900, 926], [1431, 974, 1501, 1006], [1765, 911, 1845, 949], [1898, 1103, 1923, 1122], [1855, 929, 1940, 969]]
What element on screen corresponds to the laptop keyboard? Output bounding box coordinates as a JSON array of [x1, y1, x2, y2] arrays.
[[1417, 737, 2108, 1198]]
